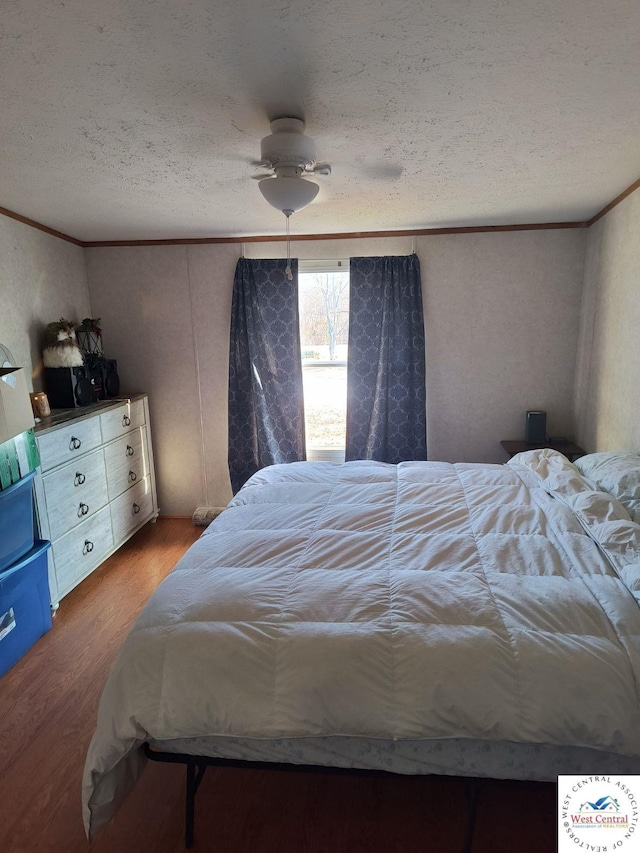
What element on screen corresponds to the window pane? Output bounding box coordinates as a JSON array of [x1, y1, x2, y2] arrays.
[[302, 364, 347, 448], [299, 271, 349, 452]]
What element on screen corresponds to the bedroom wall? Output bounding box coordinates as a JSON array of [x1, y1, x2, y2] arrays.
[[418, 229, 586, 463], [84, 244, 239, 520], [0, 216, 90, 388], [85, 237, 412, 517], [86, 228, 586, 516], [573, 187, 640, 452]]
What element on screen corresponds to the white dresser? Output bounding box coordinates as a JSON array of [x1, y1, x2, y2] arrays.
[[33, 395, 159, 607]]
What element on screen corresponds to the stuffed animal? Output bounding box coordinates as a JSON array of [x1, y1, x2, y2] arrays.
[[42, 319, 85, 368]]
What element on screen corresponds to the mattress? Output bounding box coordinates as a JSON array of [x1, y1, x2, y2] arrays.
[[83, 451, 640, 837], [150, 733, 640, 780]]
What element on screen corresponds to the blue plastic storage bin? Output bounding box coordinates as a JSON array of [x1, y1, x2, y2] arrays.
[[0, 469, 36, 573], [0, 539, 51, 678]]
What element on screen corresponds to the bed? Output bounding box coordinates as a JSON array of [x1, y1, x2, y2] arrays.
[[82, 448, 640, 841]]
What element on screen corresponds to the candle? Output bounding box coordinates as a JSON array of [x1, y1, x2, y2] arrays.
[[30, 392, 51, 418]]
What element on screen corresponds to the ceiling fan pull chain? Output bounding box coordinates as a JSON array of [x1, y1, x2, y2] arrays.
[[285, 213, 293, 281]]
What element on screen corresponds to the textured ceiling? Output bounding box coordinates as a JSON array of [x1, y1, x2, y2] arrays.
[[1, 0, 639, 241]]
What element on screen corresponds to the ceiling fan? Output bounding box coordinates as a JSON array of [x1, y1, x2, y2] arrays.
[[252, 117, 330, 215]]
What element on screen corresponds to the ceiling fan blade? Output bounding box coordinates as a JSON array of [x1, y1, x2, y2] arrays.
[[359, 162, 404, 181], [310, 162, 332, 176], [251, 172, 274, 180]]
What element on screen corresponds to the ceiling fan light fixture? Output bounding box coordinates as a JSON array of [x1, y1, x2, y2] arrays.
[[258, 174, 320, 215]]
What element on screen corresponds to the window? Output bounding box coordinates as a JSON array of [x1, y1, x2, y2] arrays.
[[298, 260, 349, 462]]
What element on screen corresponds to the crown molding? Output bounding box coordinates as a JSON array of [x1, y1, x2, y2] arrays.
[[0, 205, 84, 246], [81, 221, 587, 247], [587, 176, 640, 227]]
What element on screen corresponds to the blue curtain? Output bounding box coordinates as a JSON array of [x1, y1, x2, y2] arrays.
[[346, 255, 427, 463], [228, 258, 305, 493]]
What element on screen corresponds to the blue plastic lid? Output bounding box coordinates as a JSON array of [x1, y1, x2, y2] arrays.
[[0, 468, 36, 499]]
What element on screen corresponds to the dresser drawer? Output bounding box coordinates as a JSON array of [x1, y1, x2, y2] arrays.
[[37, 417, 103, 473], [103, 428, 149, 500], [52, 505, 114, 599], [110, 476, 154, 544], [42, 449, 109, 540], [100, 398, 146, 444]]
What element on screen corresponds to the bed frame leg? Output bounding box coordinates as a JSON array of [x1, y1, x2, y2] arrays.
[[462, 778, 480, 853], [185, 758, 208, 849], [143, 744, 482, 852]]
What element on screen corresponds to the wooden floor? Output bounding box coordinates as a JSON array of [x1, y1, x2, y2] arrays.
[[0, 518, 557, 853]]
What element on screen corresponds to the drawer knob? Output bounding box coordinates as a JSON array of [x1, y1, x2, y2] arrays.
[[83, 539, 94, 554], [123, 414, 131, 427], [128, 470, 137, 482], [74, 472, 86, 486], [78, 502, 90, 517], [126, 445, 135, 457], [69, 436, 82, 451], [132, 502, 141, 515]]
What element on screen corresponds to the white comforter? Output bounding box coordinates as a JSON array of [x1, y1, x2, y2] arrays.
[[83, 451, 640, 836]]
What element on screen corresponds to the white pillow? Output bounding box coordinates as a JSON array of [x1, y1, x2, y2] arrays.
[[573, 452, 640, 523], [565, 490, 630, 526], [593, 520, 640, 566], [620, 563, 640, 593], [508, 448, 595, 496]]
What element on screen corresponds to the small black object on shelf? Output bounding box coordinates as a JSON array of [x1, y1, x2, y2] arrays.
[[44, 367, 93, 408], [525, 410, 546, 444], [85, 356, 120, 400], [76, 318, 103, 357]]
